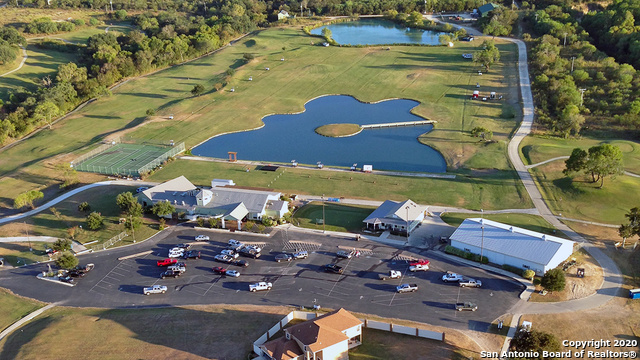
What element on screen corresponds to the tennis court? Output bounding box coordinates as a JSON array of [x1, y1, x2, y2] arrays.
[[73, 142, 185, 176]]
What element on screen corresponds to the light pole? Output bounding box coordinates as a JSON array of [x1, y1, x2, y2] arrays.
[[563, 32, 567, 47], [25, 221, 31, 252], [480, 219, 485, 263], [321, 194, 326, 233], [405, 206, 410, 243]]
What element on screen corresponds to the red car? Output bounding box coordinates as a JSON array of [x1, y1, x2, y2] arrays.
[[409, 259, 430, 267], [212, 266, 227, 275], [157, 258, 178, 267]]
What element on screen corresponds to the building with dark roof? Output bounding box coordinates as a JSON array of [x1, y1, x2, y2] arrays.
[[478, 3, 499, 17]]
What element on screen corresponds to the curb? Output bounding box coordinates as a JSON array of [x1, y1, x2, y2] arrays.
[[192, 226, 272, 237], [118, 250, 153, 261], [36, 273, 75, 287]]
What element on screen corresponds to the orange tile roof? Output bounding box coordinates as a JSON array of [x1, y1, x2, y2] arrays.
[[286, 308, 362, 352]]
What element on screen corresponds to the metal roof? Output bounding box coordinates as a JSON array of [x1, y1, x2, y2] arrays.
[[363, 199, 424, 224], [142, 175, 198, 208], [450, 218, 575, 265], [209, 187, 280, 214]]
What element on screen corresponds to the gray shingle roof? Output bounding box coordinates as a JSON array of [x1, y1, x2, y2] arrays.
[[363, 199, 424, 225], [450, 218, 575, 265], [142, 175, 198, 208], [209, 187, 280, 214]]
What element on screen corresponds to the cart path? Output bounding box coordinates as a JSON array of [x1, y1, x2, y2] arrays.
[[0, 45, 27, 77]]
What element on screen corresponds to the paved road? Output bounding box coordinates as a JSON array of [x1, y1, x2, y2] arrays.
[[0, 227, 523, 331]]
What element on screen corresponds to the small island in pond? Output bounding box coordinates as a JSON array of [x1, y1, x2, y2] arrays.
[[315, 123, 362, 137]]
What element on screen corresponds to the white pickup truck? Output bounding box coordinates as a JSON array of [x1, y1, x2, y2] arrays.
[[143, 285, 167, 295], [409, 264, 429, 272], [396, 283, 418, 293], [378, 270, 402, 280], [249, 282, 272, 292], [442, 272, 464, 282], [459, 278, 482, 288]]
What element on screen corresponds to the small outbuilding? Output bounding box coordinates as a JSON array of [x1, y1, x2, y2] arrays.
[[277, 10, 291, 20], [449, 218, 576, 275], [478, 3, 500, 17]]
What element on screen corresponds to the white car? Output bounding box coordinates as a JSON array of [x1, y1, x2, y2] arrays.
[[168, 248, 185, 258], [226, 270, 240, 277], [228, 239, 242, 247], [168, 264, 186, 273], [195, 235, 210, 241], [221, 250, 239, 258], [244, 245, 262, 253]]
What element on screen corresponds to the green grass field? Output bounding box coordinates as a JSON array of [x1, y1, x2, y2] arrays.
[[520, 135, 640, 174], [0, 26, 524, 216], [0, 242, 51, 267], [0, 45, 79, 101], [530, 161, 640, 224], [49, 24, 131, 45], [148, 159, 532, 210], [0, 185, 158, 245], [292, 202, 376, 232], [0, 288, 43, 334], [440, 212, 562, 236]]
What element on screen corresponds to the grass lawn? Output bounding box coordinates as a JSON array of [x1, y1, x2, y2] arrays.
[[0, 45, 79, 101], [315, 123, 361, 137], [440, 212, 562, 236], [0, 8, 105, 28], [0, 288, 44, 334], [0, 51, 22, 75], [148, 159, 532, 210], [0, 26, 524, 215], [0, 185, 159, 246], [292, 202, 375, 233], [0, 305, 290, 360], [520, 135, 640, 174], [0, 242, 51, 267], [530, 161, 640, 224], [49, 24, 131, 45]]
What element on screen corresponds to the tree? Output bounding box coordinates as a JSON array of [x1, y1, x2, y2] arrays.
[[321, 27, 332, 42], [152, 200, 175, 217], [471, 126, 493, 141], [563, 148, 588, 176], [557, 105, 584, 138], [262, 217, 274, 227], [67, 226, 80, 240], [208, 217, 218, 228], [586, 144, 624, 188], [438, 34, 453, 46], [86, 212, 104, 230], [242, 53, 255, 62], [619, 224, 634, 248], [33, 101, 59, 129], [146, 108, 155, 116], [473, 40, 500, 71], [13, 190, 44, 209], [52, 238, 72, 252], [407, 11, 423, 27], [116, 192, 143, 217], [0, 43, 17, 65], [620, 207, 640, 247], [510, 329, 561, 357], [541, 268, 565, 292], [78, 202, 91, 212], [114, 9, 128, 20], [56, 252, 79, 269], [191, 84, 205, 96]]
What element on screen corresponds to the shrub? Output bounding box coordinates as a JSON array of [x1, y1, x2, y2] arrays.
[[114, 9, 128, 20], [243, 53, 255, 62], [78, 201, 91, 212], [52, 238, 72, 252], [86, 212, 104, 230], [523, 269, 535, 280], [208, 218, 218, 228], [256, 224, 266, 233], [196, 217, 204, 227], [262, 217, 274, 227], [89, 18, 99, 26], [444, 245, 488, 263], [191, 84, 205, 96], [56, 252, 79, 269], [73, 19, 85, 26], [178, 212, 186, 220], [146, 108, 155, 116], [244, 222, 254, 231], [225, 68, 235, 76], [502, 264, 525, 277], [533, 277, 541, 286]]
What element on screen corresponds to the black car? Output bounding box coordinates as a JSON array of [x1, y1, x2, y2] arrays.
[[68, 269, 86, 277], [239, 248, 261, 259], [176, 243, 192, 250], [161, 270, 181, 279], [73, 263, 95, 273], [323, 264, 343, 274], [59, 276, 75, 283], [232, 260, 249, 267], [183, 250, 201, 259]]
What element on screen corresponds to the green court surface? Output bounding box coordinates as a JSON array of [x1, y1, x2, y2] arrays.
[[74, 143, 181, 176]]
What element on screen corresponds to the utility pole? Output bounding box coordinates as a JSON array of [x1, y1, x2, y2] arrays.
[[25, 221, 31, 252], [321, 194, 326, 233], [480, 219, 485, 263], [571, 56, 576, 73], [579, 88, 587, 106], [563, 33, 567, 47], [130, 214, 136, 243]]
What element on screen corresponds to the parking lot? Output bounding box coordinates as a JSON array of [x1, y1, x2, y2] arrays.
[[0, 227, 523, 331]]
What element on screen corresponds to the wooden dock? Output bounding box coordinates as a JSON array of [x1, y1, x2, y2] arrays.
[[361, 120, 436, 129]]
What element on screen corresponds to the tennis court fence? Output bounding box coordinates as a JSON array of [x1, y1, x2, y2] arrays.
[[71, 138, 121, 167]]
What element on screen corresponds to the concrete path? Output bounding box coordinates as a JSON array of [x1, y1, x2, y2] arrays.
[[0, 180, 156, 225], [626, 171, 640, 178], [0, 236, 58, 243], [0, 45, 27, 77], [556, 216, 619, 228], [525, 156, 569, 169], [0, 302, 61, 341]]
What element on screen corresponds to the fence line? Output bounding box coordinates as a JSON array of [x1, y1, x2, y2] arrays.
[[71, 138, 120, 167], [138, 142, 185, 174], [252, 310, 444, 356], [91, 231, 128, 252]]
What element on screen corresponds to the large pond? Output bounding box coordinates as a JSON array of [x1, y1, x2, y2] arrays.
[[310, 18, 443, 45], [193, 95, 446, 173]]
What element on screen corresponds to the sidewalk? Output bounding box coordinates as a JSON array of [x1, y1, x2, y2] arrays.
[[0, 302, 61, 342]]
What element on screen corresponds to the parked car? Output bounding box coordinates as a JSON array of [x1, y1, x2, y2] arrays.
[[221, 250, 239, 258], [323, 264, 343, 274], [161, 270, 182, 279], [143, 285, 167, 295], [195, 235, 210, 241], [226, 270, 240, 277], [227, 243, 244, 251], [378, 270, 402, 280], [228, 239, 242, 247], [336, 250, 355, 259], [157, 258, 178, 267], [459, 278, 482, 288], [455, 302, 478, 311], [212, 266, 227, 275], [168, 248, 185, 258], [292, 250, 308, 259], [232, 260, 249, 267], [239, 247, 261, 259], [214, 254, 234, 263], [442, 272, 464, 282], [68, 269, 86, 277], [183, 250, 201, 259], [176, 243, 192, 250], [275, 254, 292, 262], [244, 245, 262, 253], [396, 283, 418, 293], [168, 264, 186, 273], [409, 259, 430, 266], [249, 282, 272, 292], [136, 187, 149, 193], [59, 276, 75, 283], [409, 264, 429, 272], [75, 264, 95, 272]]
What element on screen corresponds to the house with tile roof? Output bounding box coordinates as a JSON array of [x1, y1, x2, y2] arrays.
[[362, 199, 426, 235], [450, 218, 576, 275], [260, 308, 363, 360]]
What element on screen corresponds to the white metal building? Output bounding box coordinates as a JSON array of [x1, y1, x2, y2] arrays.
[[449, 218, 576, 275]]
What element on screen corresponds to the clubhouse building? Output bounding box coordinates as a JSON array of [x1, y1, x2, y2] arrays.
[[362, 199, 426, 235], [138, 176, 289, 228]]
